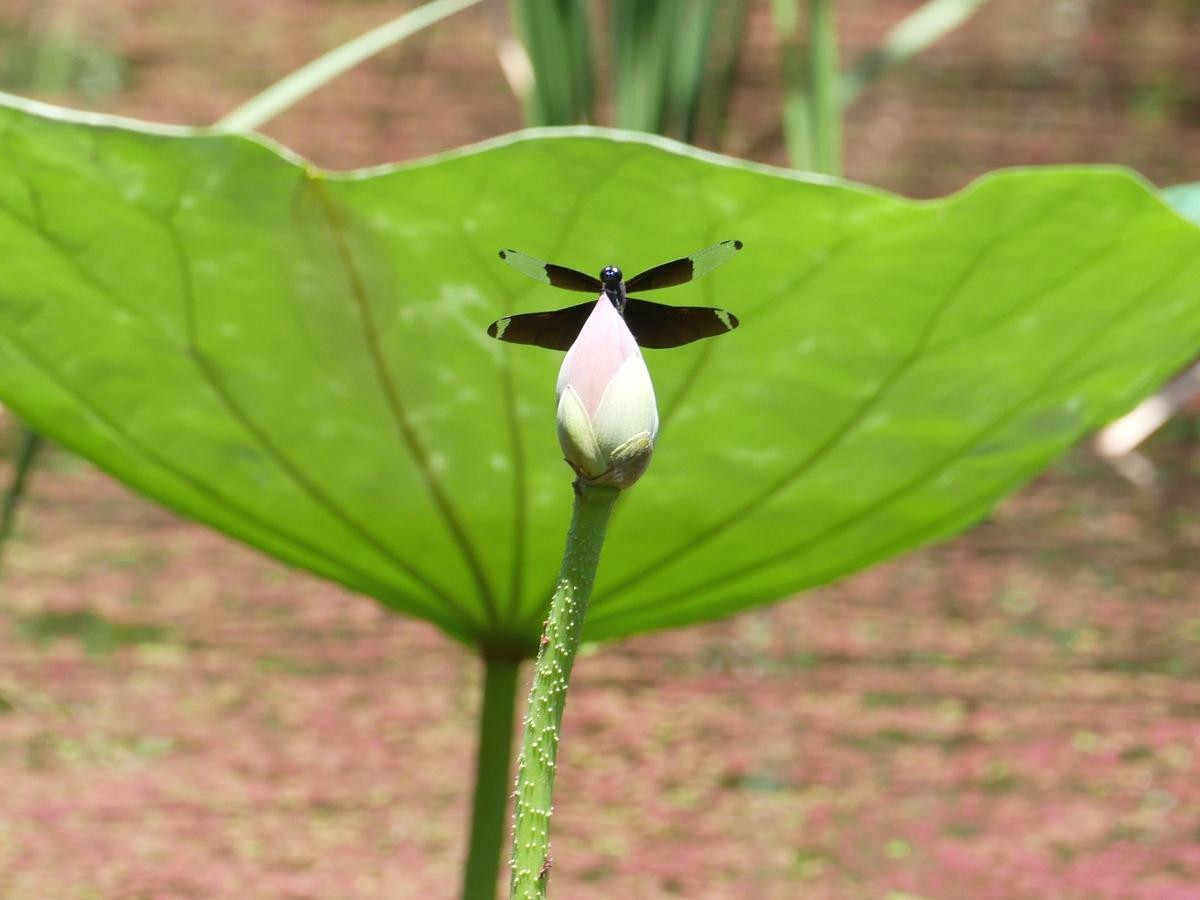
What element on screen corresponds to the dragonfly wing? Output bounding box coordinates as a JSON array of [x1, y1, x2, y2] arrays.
[[623, 297, 739, 349], [624, 239, 743, 293], [498, 249, 603, 292], [487, 300, 596, 350]]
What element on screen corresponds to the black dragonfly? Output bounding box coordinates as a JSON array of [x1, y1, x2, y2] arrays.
[[486, 240, 743, 351]]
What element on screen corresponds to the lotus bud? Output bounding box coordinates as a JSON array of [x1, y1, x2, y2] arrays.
[[555, 296, 659, 489]]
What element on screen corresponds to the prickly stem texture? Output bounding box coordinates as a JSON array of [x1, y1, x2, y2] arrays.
[[509, 482, 619, 899]]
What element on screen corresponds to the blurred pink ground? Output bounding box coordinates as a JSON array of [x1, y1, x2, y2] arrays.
[[0, 443, 1197, 899]]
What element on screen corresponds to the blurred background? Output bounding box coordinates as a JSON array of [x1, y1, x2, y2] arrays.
[[0, 1, 1198, 897], [2, 1, 1199, 190]]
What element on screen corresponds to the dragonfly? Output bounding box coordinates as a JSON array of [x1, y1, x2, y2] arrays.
[[486, 240, 743, 351]]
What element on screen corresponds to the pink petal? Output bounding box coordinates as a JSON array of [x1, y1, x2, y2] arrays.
[[556, 296, 640, 417]]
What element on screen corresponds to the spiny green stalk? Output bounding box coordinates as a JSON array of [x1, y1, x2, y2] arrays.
[[510, 482, 619, 898]]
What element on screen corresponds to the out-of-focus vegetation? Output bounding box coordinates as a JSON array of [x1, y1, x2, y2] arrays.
[[507, 0, 990, 171]]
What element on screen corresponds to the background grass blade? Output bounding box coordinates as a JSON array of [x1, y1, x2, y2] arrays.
[[690, 0, 750, 146], [770, 0, 813, 170], [508, 0, 746, 145], [215, 0, 486, 132], [610, 0, 674, 134], [508, 0, 594, 125], [842, 0, 990, 105], [808, 0, 842, 175], [662, 0, 743, 144]]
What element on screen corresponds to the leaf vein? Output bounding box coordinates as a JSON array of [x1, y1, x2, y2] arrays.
[[304, 173, 502, 627], [590, 244, 1199, 630], [160, 212, 481, 632], [0, 331, 469, 639]]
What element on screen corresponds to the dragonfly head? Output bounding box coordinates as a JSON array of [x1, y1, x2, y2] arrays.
[[599, 265, 622, 287]]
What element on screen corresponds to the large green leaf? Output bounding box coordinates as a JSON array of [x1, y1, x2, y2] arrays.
[[2, 94, 1199, 656]]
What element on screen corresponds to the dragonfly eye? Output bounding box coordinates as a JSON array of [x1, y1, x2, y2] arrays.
[[600, 266, 622, 285]]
